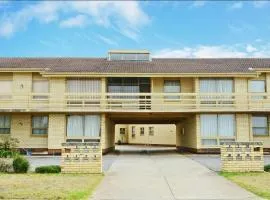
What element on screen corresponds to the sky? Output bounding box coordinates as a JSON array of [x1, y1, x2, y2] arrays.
[[0, 1, 270, 58]]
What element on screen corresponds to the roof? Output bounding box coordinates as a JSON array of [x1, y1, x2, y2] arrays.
[[0, 57, 270, 73]]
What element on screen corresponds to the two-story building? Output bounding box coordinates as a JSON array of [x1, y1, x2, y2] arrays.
[[1, 50, 270, 154]]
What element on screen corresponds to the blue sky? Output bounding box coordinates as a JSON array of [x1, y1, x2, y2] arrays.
[[0, 1, 270, 58]]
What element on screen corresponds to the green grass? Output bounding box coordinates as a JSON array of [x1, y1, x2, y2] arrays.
[[0, 173, 103, 200], [220, 171, 270, 200]]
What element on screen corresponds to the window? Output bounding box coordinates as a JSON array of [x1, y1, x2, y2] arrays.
[[131, 126, 136, 138], [252, 115, 268, 136], [149, 127, 154, 136], [67, 79, 101, 93], [140, 127, 144, 136], [249, 80, 266, 99], [200, 114, 235, 146], [120, 128, 126, 135], [67, 115, 101, 138], [32, 116, 48, 135], [0, 115, 11, 134], [32, 80, 49, 99], [0, 80, 12, 99], [164, 80, 180, 99], [200, 79, 233, 93]]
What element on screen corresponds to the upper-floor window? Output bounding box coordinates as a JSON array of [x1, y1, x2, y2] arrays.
[[252, 115, 268, 136], [164, 80, 180, 99], [200, 79, 233, 93], [0, 115, 11, 134], [32, 115, 48, 135], [67, 78, 101, 93], [249, 80, 266, 99], [32, 80, 49, 99], [0, 80, 12, 99], [200, 114, 235, 146]]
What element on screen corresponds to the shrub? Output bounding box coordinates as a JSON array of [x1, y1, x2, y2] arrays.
[[13, 156, 29, 173], [0, 136, 19, 151], [264, 164, 270, 172], [0, 149, 19, 158], [35, 165, 61, 173], [0, 158, 13, 172]]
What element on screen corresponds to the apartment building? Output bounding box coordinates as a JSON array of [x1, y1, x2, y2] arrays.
[[1, 50, 270, 154], [115, 124, 176, 146]]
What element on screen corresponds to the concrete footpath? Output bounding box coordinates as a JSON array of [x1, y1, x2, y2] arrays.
[[91, 153, 259, 200]]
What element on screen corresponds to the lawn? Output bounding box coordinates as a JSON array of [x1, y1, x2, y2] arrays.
[[220, 172, 270, 200], [0, 173, 103, 200]]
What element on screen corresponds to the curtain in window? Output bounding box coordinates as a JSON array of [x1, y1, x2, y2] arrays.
[[164, 80, 180, 93], [0, 80, 12, 99], [218, 114, 235, 137], [199, 79, 216, 93], [32, 80, 49, 93], [84, 115, 100, 137], [32, 116, 48, 134], [216, 80, 233, 93], [67, 115, 83, 137], [249, 80, 265, 99], [67, 79, 101, 93], [200, 114, 218, 137], [252, 116, 268, 135], [0, 116, 11, 134]]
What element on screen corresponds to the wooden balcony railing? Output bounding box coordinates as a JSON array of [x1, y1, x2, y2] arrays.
[[0, 92, 270, 112]]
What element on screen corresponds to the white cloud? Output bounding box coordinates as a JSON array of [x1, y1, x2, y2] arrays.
[[153, 43, 270, 58], [60, 15, 88, 28], [229, 2, 243, 10], [191, 1, 206, 7], [0, 1, 150, 40], [97, 34, 118, 46], [246, 44, 257, 53], [253, 1, 269, 8]]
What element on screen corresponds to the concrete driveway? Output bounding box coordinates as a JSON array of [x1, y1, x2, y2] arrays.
[[91, 153, 258, 200]]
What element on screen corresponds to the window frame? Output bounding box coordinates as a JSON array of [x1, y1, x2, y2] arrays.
[[32, 79, 50, 100], [0, 115, 11, 134], [120, 128, 126, 135], [163, 80, 181, 100], [31, 115, 49, 136], [149, 126, 154, 136], [200, 114, 236, 146], [248, 80, 266, 99], [140, 127, 145, 136], [252, 115, 269, 136]]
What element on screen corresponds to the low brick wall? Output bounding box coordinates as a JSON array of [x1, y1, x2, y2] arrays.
[[221, 142, 264, 172], [61, 142, 102, 173]]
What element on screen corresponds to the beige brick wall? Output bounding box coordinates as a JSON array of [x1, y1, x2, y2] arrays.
[[101, 114, 115, 152], [236, 114, 251, 142], [115, 124, 176, 145], [48, 114, 66, 149], [10, 114, 48, 148], [179, 115, 198, 149]]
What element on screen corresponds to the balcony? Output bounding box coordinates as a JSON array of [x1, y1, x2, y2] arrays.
[[0, 92, 269, 113]]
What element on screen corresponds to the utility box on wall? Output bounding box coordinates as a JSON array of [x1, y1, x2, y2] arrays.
[[61, 142, 102, 173], [221, 142, 264, 172]]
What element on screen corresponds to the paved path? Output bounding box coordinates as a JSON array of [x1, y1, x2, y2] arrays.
[[91, 153, 258, 200]]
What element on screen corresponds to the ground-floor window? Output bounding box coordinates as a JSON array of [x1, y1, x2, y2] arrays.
[[120, 128, 126, 135], [67, 115, 100, 137], [0, 115, 11, 134], [252, 115, 268, 136], [140, 127, 144, 136], [149, 126, 154, 136], [200, 114, 235, 146], [32, 116, 48, 135]]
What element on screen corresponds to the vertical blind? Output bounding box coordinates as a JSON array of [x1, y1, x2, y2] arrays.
[[67, 115, 101, 137], [200, 79, 233, 93], [200, 114, 235, 145], [67, 79, 101, 93]]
